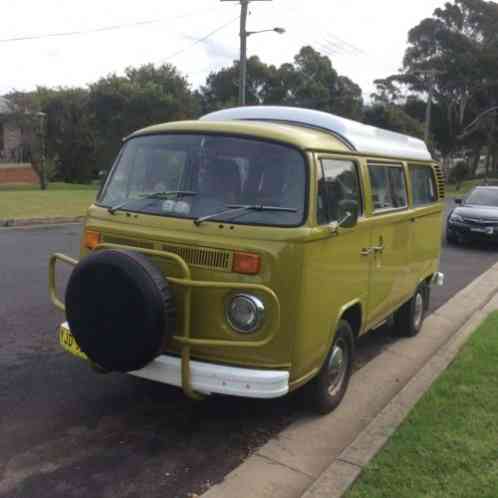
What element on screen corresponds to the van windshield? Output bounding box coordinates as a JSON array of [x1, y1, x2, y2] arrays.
[[99, 134, 307, 227]]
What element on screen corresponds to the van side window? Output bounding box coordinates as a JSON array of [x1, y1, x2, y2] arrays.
[[368, 164, 408, 211], [410, 165, 437, 206], [317, 159, 361, 225]]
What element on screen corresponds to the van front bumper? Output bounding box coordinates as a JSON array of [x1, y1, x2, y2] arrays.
[[59, 322, 289, 399], [131, 354, 289, 399], [447, 223, 498, 243]]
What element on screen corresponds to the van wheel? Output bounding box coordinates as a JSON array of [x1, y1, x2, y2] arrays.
[[308, 320, 354, 415], [394, 284, 427, 337]]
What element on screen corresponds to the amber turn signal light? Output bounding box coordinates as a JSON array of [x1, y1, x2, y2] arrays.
[[84, 230, 101, 250], [232, 252, 261, 275]]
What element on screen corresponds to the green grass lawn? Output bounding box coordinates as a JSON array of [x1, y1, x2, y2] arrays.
[[445, 178, 485, 197], [345, 311, 498, 498], [0, 181, 99, 192], [446, 177, 498, 197], [0, 182, 99, 219]]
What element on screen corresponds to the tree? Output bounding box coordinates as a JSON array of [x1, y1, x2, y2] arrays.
[[4, 91, 51, 189], [90, 63, 199, 172], [35, 87, 96, 183], [334, 76, 363, 120], [450, 159, 469, 189], [363, 104, 425, 139], [405, 1, 498, 172], [198, 46, 363, 120], [370, 0, 498, 174], [199, 56, 275, 113], [277, 46, 363, 118]]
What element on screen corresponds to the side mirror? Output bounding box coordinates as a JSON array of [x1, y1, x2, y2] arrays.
[[454, 198, 463, 205], [329, 199, 359, 232]]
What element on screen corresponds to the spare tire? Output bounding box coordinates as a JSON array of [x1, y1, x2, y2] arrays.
[[65, 249, 176, 372]]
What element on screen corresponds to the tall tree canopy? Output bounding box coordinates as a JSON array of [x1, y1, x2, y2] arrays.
[[372, 0, 498, 170], [91, 64, 198, 170], [199, 47, 363, 120]]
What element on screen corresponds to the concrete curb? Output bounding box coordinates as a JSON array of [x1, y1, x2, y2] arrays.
[[0, 216, 84, 227], [302, 290, 498, 498], [201, 262, 498, 498]]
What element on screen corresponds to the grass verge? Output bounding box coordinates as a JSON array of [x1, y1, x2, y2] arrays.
[[0, 183, 98, 219], [345, 311, 498, 498], [445, 178, 484, 197], [446, 177, 498, 197], [0, 182, 99, 191]]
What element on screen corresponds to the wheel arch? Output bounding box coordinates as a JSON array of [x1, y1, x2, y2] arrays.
[[320, 299, 364, 370]]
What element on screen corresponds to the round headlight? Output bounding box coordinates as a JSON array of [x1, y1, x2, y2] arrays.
[[226, 294, 265, 333]]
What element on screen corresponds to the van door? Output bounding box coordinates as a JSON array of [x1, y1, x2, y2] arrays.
[[408, 163, 443, 285], [294, 156, 371, 379], [366, 162, 412, 327]]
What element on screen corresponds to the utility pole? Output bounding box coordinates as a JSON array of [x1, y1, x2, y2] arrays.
[[239, 0, 249, 106], [221, 0, 280, 106]]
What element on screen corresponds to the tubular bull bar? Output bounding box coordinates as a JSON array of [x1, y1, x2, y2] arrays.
[[48, 243, 281, 400]]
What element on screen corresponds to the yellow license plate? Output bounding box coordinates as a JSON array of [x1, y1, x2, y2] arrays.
[[59, 324, 87, 360]]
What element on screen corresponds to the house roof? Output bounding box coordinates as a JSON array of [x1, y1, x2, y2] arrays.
[[0, 96, 14, 115], [201, 106, 433, 162]]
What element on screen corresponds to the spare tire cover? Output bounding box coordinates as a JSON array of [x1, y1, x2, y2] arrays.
[[65, 249, 176, 372]]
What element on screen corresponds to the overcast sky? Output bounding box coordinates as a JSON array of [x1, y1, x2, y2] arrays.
[[2, 0, 445, 99]]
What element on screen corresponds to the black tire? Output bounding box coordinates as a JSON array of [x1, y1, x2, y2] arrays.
[[446, 230, 458, 245], [65, 249, 176, 372], [308, 320, 354, 415], [394, 284, 427, 337]]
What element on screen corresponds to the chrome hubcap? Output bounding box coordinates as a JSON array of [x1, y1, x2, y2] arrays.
[[327, 340, 347, 397], [413, 292, 424, 331]]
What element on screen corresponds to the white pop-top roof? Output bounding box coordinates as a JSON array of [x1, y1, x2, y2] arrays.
[[201, 106, 432, 161]]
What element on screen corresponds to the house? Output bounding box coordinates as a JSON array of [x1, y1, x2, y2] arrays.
[[0, 96, 38, 184]]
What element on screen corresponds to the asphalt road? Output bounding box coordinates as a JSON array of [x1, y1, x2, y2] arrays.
[[1, 204, 497, 498]]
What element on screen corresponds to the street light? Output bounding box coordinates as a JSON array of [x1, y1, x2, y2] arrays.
[[221, 0, 285, 106], [246, 27, 286, 36], [239, 26, 285, 105]]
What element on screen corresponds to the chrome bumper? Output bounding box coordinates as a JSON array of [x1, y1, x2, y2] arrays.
[[431, 272, 445, 287], [130, 355, 289, 399], [59, 321, 289, 399]]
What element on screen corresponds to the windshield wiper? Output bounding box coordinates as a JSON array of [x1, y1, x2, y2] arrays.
[[108, 191, 197, 215], [193, 204, 297, 226]]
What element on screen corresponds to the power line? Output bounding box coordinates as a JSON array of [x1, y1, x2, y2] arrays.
[[162, 15, 241, 62], [322, 35, 365, 55], [0, 8, 220, 44], [268, 4, 366, 56]]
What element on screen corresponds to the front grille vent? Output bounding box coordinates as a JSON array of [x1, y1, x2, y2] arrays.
[[162, 244, 232, 271], [433, 164, 446, 200], [102, 235, 154, 250], [462, 217, 498, 226]]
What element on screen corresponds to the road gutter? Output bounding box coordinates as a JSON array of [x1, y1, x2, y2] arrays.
[[0, 216, 84, 227], [201, 262, 498, 498]]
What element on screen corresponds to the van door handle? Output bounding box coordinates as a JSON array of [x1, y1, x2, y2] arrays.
[[372, 236, 384, 254]]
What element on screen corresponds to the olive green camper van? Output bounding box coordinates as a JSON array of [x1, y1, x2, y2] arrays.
[[49, 106, 445, 413]]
